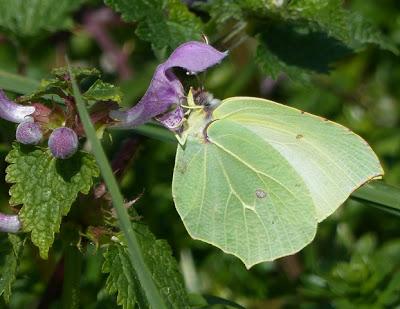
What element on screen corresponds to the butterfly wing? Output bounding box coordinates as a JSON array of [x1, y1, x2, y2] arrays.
[[172, 97, 383, 268]]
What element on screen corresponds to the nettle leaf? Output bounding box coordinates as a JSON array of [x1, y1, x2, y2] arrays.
[[172, 97, 383, 268], [18, 67, 103, 103], [18, 78, 67, 103], [5, 144, 99, 258], [0, 0, 82, 38], [282, 0, 398, 53], [0, 234, 25, 303], [103, 224, 190, 308], [206, 0, 397, 82], [255, 0, 398, 81], [51, 67, 101, 81], [105, 0, 203, 54], [83, 80, 123, 104]]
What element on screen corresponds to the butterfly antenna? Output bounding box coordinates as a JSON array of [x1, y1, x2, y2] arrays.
[[201, 33, 209, 45]]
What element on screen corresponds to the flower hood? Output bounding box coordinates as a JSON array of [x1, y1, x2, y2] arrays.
[[110, 41, 227, 128]]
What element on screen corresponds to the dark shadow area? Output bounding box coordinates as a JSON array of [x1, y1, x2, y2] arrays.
[[259, 21, 353, 73], [55, 151, 84, 182]]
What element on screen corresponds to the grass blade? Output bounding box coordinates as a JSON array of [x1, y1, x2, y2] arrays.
[[67, 62, 167, 309], [351, 181, 400, 215]]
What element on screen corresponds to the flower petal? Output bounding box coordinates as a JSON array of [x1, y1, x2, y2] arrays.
[[0, 90, 35, 123], [164, 41, 228, 74], [110, 64, 183, 126], [110, 41, 227, 127], [16, 120, 43, 145], [155, 106, 185, 130], [0, 213, 21, 233]]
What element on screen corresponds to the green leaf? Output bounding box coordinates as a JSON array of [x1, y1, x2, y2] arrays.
[[83, 80, 123, 104], [206, 0, 397, 82], [255, 23, 352, 83], [5, 144, 99, 258], [105, 0, 203, 54], [0, 70, 39, 94], [0, 234, 25, 303], [204, 0, 243, 25], [17, 67, 104, 103], [352, 181, 400, 216], [103, 224, 190, 309], [51, 67, 101, 82], [18, 78, 67, 103], [280, 0, 397, 53], [203, 295, 246, 309], [172, 97, 383, 268], [0, 0, 83, 38]]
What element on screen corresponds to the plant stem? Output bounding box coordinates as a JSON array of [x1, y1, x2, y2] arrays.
[[62, 245, 82, 309], [67, 61, 167, 309]]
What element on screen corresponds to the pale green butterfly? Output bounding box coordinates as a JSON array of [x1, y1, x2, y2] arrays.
[[172, 90, 383, 268]]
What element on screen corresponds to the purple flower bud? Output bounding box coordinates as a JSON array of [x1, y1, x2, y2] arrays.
[[16, 121, 43, 145], [48, 127, 79, 159], [0, 90, 35, 123], [0, 213, 21, 233], [110, 41, 227, 128]]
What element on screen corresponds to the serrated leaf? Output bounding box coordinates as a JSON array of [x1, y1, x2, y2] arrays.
[[18, 78, 67, 103], [0, 0, 83, 38], [172, 97, 383, 268], [105, 0, 203, 54], [205, 0, 397, 82], [103, 241, 146, 309], [51, 67, 101, 81], [18, 67, 105, 103], [103, 224, 190, 309], [282, 0, 398, 53], [83, 80, 123, 104], [0, 234, 25, 303], [5, 144, 99, 258]]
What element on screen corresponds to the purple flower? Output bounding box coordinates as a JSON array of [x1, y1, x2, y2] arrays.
[[0, 90, 35, 123], [155, 106, 185, 130], [16, 121, 43, 145], [110, 41, 227, 128], [0, 213, 21, 233], [48, 127, 79, 159]]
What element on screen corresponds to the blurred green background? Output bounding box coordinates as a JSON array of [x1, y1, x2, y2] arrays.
[[1, 0, 400, 308]]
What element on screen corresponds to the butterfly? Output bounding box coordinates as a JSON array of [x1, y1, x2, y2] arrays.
[[172, 95, 383, 268]]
